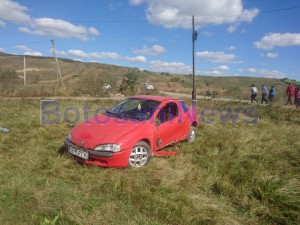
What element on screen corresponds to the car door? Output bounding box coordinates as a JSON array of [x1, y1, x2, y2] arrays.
[[155, 101, 186, 148]]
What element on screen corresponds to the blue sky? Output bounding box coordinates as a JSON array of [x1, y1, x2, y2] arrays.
[[0, 0, 300, 80]]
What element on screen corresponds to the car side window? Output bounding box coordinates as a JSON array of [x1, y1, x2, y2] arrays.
[[157, 102, 178, 124]]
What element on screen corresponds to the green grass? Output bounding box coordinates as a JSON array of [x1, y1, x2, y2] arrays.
[[0, 99, 299, 225]]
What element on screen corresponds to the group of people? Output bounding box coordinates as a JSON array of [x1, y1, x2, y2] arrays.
[[250, 84, 275, 104], [250, 83, 300, 108]]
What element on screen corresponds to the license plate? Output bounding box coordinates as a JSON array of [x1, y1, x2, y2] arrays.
[[69, 146, 89, 159]]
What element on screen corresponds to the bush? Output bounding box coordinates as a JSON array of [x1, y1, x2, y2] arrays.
[[119, 71, 139, 95]]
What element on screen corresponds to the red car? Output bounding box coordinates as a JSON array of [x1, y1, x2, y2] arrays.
[[64, 95, 198, 168]]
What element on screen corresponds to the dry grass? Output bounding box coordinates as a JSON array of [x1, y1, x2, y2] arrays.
[[0, 99, 299, 224]]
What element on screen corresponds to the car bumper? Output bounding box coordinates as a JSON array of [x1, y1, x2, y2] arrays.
[[64, 139, 131, 168]]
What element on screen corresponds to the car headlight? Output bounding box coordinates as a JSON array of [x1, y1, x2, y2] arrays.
[[67, 133, 72, 141], [94, 144, 121, 152]]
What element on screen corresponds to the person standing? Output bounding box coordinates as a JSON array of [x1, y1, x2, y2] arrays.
[[295, 85, 299, 105], [296, 85, 300, 108], [268, 85, 276, 102], [250, 84, 258, 103], [285, 83, 295, 105], [261, 84, 269, 104]]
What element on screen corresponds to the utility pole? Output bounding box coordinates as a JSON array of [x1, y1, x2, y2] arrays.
[[23, 55, 26, 85], [51, 39, 64, 87], [192, 15, 198, 101], [192, 15, 198, 119]]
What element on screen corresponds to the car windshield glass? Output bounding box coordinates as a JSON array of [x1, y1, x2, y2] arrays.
[[106, 98, 161, 120]]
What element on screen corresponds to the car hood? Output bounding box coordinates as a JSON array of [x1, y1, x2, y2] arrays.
[[70, 114, 144, 149]]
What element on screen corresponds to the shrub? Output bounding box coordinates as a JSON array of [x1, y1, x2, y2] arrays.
[[119, 71, 139, 95]]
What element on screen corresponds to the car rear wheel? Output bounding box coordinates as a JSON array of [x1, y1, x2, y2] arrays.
[[128, 141, 151, 168], [186, 126, 196, 142]]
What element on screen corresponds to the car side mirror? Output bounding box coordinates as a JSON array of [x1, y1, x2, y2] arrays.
[[155, 118, 161, 127]]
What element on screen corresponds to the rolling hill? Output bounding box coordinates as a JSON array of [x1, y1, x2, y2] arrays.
[[0, 52, 298, 101]]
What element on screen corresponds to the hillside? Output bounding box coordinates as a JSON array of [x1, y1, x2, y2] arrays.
[[0, 52, 297, 101]]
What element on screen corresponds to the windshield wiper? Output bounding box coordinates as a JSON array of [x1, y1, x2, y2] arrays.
[[119, 112, 144, 121], [106, 111, 123, 119]]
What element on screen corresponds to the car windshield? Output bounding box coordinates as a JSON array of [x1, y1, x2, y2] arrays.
[[106, 98, 161, 121]]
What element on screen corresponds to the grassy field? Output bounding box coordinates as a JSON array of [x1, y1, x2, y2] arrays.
[[0, 98, 299, 225]]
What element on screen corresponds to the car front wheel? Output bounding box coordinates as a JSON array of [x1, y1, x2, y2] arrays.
[[128, 141, 151, 168], [186, 126, 196, 142]]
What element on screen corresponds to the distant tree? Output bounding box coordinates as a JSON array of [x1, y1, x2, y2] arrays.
[[119, 71, 139, 95], [160, 72, 170, 76]]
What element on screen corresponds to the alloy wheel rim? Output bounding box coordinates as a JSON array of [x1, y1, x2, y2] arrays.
[[129, 146, 148, 168]]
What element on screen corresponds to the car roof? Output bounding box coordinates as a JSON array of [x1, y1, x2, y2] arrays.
[[131, 95, 176, 102]]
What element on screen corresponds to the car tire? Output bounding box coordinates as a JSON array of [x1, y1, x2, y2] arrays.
[[128, 141, 151, 168], [186, 126, 196, 143]]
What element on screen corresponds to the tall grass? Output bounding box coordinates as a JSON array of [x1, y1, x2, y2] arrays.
[[0, 99, 299, 224]]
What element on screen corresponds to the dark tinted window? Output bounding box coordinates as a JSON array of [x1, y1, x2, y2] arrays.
[[157, 102, 178, 123], [179, 101, 189, 112]]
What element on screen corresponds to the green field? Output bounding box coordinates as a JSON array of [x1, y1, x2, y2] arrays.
[[0, 99, 299, 225]]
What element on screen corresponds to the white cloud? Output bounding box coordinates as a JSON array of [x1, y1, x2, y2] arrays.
[[54, 50, 68, 56], [149, 60, 191, 74], [254, 33, 300, 50], [67, 49, 147, 64], [0, 1, 99, 40], [18, 18, 99, 41], [90, 52, 120, 60], [129, 0, 145, 5], [18, 27, 31, 33], [133, 45, 166, 56], [196, 51, 241, 63], [200, 70, 235, 76], [67, 49, 120, 60], [14, 45, 42, 56], [88, 27, 100, 36], [0, 47, 5, 52], [14, 45, 31, 52], [67, 49, 89, 58], [125, 56, 147, 63], [261, 52, 278, 59], [201, 65, 230, 76], [24, 51, 42, 56], [227, 25, 237, 33], [203, 70, 221, 75], [239, 8, 260, 23], [213, 65, 229, 71], [0, 0, 31, 26], [226, 45, 237, 50], [238, 68, 285, 78], [131, 0, 259, 29]]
